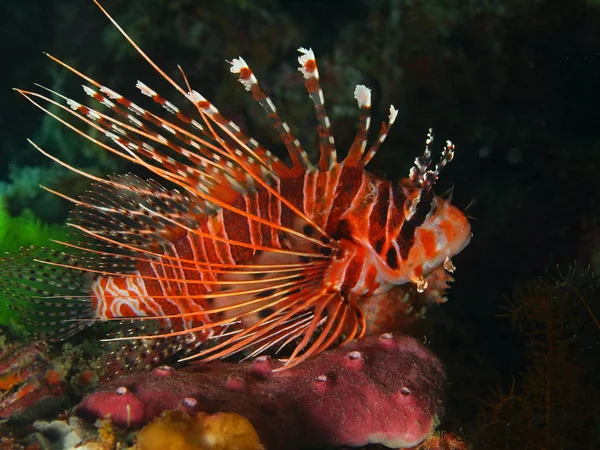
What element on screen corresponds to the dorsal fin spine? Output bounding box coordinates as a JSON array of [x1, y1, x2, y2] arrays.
[[20, 88, 332, 252], [359, 105, 398, 168], [344, 85, 372, 167], [297, 48, 337, 170]]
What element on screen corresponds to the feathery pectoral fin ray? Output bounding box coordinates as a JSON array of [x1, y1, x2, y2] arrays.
[[0, 247, 94, 337]]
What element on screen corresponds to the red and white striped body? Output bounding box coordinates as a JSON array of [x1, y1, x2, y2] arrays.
[[90, 164, 471, 335]]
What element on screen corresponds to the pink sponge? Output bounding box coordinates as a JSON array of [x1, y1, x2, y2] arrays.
[[77, 333, 446, 449]]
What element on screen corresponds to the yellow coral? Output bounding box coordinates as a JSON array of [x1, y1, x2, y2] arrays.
[[96, 418, 116, 449], [135, 410, 264, 450]]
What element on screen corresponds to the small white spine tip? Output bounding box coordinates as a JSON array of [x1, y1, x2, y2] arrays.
[[66, 99, 81, 111], [297, 47, 317, 78], [354, 85, 372, 108], [187, 90, 205, 103], [187, 90, 218, 114], [409, 166, 419, 180], [136, 80, 156, 97], [99, 86, 120, 99], [82, 85, 96, 96], [230, 57, 255, 91], [229, 57, 248, 74], [297, 47, 314, 59], [389, 105, 398, 124], [105, 130, 119, 140]]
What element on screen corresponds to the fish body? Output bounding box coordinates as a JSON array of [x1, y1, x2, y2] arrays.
[[91, 167, 469, 327], [1, 1, 471, 369]]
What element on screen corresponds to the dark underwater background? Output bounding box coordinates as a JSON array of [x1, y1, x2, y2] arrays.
[[1, 0, 600, 447]]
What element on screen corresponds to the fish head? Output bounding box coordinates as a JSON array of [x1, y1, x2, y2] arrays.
[[406, 191, 472, 275], [376, 178, 471, 289]]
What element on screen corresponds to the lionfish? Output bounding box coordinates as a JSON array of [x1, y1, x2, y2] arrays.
[[1, 1, 471, 370]]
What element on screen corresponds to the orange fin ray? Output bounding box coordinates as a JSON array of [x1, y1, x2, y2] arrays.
[[274, 294, 355, 371], [283, 293, 333, 362], [138, 78, 289, 177], [68, 207, 328, 263], [91, 0, 189, 99], [285, 294, 346, 364], [239, 312, 316, 361], [312, 301, 351, 357], [69, 78, 237, 169], [177, 284, 363, 366], [58, 269, 329, 333], [176, 285, 328, 362], [21, 87, 257, 205], [34, 81, 211, 166], [101, 277, 323, 347]]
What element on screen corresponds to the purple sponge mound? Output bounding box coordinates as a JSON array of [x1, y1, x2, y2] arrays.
[[77, 333, 446, 449]]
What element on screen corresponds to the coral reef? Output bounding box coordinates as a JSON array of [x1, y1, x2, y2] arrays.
[[19, 413, 263, 450], [77, 333, 445, 449], [0, 436, 40, 450], [22, 417, 117, 450], [0, 341, 65, 421], [0, 337, 104, 424]]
